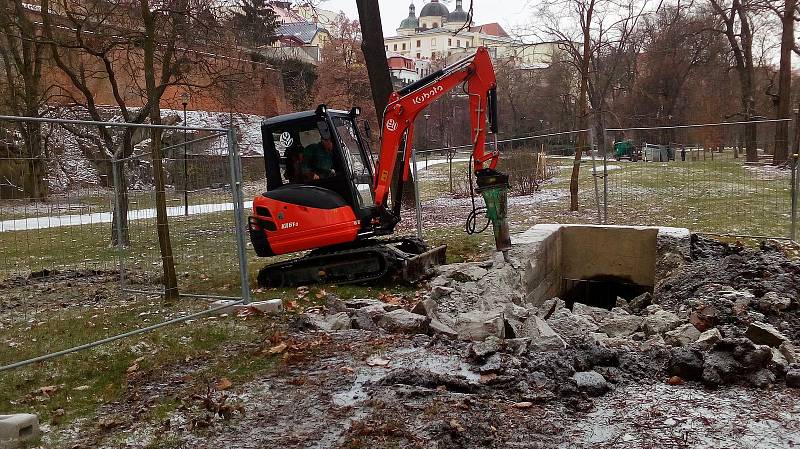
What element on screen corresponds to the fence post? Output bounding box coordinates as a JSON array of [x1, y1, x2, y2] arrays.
[[600, 117, 608, 224], [110, 155, 126, 299], [792, 154, 798, 241], [588, 125, 602, 224], [411, 148, 423, 240], [227, 128, 251, 304]]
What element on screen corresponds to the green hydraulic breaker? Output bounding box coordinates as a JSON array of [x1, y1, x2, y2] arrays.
[[476, 168, 512, 257]]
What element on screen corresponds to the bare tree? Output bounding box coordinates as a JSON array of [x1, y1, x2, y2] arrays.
[[709, 0, 761, 162], [767, 0, 795, 163], [537, 0, 648, 211], [0, 0, 51, 200], [43, 0, 238, 301]]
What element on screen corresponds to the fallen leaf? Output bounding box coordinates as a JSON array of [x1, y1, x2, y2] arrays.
[[126, 363, 140, 374], [73, 385, 90, 391], [366, 356, 390, 367], [267, 342, 288, 355], [237, 307, 265, 318], [215, 377, 233, 391], [36, 385, 58, 396], [339, 366, 355, 374], [449, 419, 465, 432], [667, 376, 684, 386]]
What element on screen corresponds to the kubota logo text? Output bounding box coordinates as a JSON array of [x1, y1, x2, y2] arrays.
[[412, 85, 444, 105]]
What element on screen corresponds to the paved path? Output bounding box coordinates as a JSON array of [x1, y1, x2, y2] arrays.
[[0, 200, 254, 232]]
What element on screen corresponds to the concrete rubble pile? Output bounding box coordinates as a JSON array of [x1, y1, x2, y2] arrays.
[[300, 229, 800, 395]]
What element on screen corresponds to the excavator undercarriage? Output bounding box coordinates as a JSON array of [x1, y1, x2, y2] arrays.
[[255, 237, 446, 287]]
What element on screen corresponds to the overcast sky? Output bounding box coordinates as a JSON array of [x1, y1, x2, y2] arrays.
[[319, 0, 536, 38]]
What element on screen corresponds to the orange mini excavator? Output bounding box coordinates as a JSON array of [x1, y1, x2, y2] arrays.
[[248, 47, 511, 287]]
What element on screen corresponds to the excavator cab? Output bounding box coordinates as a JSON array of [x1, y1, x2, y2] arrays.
[[263, 106, 375, 216], [251, 106, 378, 259]]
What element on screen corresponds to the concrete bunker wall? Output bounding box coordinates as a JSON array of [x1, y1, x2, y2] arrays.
[[515, 224, 689, 308]]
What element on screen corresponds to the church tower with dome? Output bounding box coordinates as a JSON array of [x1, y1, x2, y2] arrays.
[[386, 1, 566, 85]]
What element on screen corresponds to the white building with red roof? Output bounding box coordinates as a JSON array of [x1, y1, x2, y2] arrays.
[[385, 0, 568, 70]]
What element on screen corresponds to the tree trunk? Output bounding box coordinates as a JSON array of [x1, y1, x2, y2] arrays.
[[356, 1, 416, 210], [355, 0, 393, 120], [22, 121, 46, 200], [111, 135, 132, 247], [570, 5, 593, 212], [744, 101, 758, 162], [773, 0, 794, 165], [141, 0, 178, 302]]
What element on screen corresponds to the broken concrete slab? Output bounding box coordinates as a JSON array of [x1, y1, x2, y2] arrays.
[[344, 298, 401, 311], [694, 328, 722, 350], [547, 308, 598, 339], [779, 341, 797, 364], [787, 370, 800, 388], [472, 336, 502, 358], [642, 310, 682, 336], [628, 292, 652, 312], [572, 303, 610, 323], [429, 319, 458, 338], [351, 310, 379, 331], [669, 348, 704, 380], [378, 309, 430, 334], [453, 310, 505, 341], [745, 321, 790, 347], [597, 314, 643, 337], [411, 298, 437, 317], [327, 312, 352, 331], [535, 297, 565, 320], [450, 264, 488, 282], [664, 323, 701, 347], [757, 291, 792, 314], [210, 299, 283, 315]]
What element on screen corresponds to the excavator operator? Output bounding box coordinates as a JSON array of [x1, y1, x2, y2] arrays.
[[302, 123, 337, 180]]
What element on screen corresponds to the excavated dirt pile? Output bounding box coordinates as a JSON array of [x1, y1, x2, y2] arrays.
[[301, 234, 800, 395]]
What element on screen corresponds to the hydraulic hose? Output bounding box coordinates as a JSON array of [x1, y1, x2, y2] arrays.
[[465, 154, 491, 235]]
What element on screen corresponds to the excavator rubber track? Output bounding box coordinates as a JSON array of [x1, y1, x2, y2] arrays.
[[256, 237, 447, 288]]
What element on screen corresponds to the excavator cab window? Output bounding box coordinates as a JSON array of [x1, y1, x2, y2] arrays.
[[331, 116, 375, 209], [266, 118, 342, 185]]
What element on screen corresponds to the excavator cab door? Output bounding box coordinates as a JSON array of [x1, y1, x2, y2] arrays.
[[329, 114, 375, 213]]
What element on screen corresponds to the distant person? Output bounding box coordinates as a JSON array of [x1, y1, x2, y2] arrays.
[[680, 145, 686, 162], [303, 136, 336, 180]]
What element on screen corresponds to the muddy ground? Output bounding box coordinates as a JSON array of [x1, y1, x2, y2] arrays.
[[7, 235, 800, 448], [58, 331, 800, 449]]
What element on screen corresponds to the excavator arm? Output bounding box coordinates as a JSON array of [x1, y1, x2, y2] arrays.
[[373, 46, 499, 212]]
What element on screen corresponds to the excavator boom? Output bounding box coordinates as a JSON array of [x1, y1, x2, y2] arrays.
[[373, 47, 499, 215]]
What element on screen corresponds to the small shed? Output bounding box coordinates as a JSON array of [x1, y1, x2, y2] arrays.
[[643, 143, 672, 162]]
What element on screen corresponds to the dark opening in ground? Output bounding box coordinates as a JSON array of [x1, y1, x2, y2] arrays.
[[563, 275, 652, 310]]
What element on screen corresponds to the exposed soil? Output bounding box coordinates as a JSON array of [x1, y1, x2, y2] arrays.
[[13, 235, 800, 448], [656, 235, 800, 341], [54, 331, 800, 449]]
